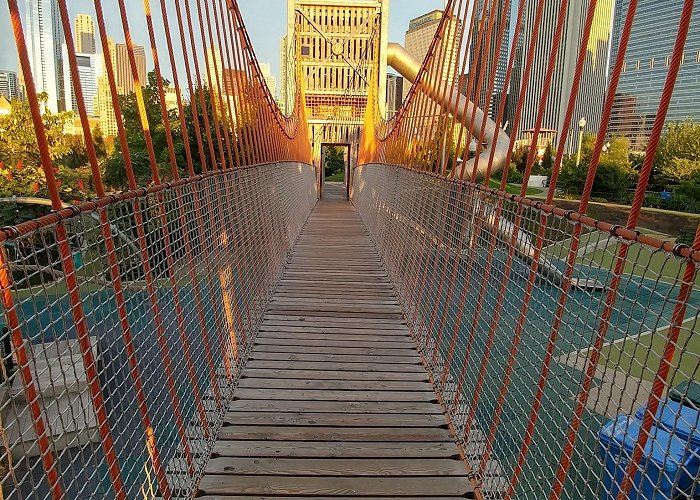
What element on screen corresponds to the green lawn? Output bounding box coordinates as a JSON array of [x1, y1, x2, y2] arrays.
[[586, 242, 700, 286], [325, 173, 345, 182], [599, 320, 699, 386], [487, 178, 545, 196]]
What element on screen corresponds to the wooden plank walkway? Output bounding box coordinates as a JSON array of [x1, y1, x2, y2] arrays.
[[198, 184, 474, 498]]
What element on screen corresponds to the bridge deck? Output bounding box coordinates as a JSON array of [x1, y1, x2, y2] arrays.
[[198, 185, 474, 498]]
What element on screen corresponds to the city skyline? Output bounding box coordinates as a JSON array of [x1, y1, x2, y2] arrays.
[[0, 0, 442, 98], [3, 1, 695, 155]]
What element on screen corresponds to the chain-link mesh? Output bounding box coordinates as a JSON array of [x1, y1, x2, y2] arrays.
[[353, 163, 700, 500], [0, 162, 317, 499]]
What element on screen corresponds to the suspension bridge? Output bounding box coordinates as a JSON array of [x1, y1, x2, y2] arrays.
[[1, 0, 699, 498]]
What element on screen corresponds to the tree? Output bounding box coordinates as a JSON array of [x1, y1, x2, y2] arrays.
[[118, 72, 172, 154], [656, 121, 700, 183], [102, 71, 244, 188], [594, 162, 635, 197], [538, 143, 554, 174], [0, 159, 91, 204], [660, 157, 700, 184], [92, 125, 108, 159], [102, 150, 166, 190], [602, 136, 632, 170], [512, 144, 528, 173], [56, 135, 89, 170], [558, 135, 634, 198], [676, 171, 700, 200], [0, 95, 91, 204], [0, 94, 72, 167], [558, 158, 587, 193], [324, 146, 345, 178]]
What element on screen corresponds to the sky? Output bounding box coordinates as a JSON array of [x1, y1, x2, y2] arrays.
[[0, 0, 444, 93]]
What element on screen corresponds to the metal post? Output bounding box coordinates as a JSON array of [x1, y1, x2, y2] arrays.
[[575, 116, 586, 166]]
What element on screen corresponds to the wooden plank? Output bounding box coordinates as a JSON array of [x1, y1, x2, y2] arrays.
[[254, 337, 414, 349], [228, 400, 442, 414], [244, 360, 425, 373], [216, 426, 453, 442], [276, 281, 391, 288], [285, 263, 383, 270], [279, 275, 390, 283], [212, 441, 461, 459], [260, 323, 409, 333], [283, 270, 388, 278], [251, 345, 417, 356], [223, 412, 447, 428], [248, 352, 421, 364], [241, 368, 428, 382], [264, 309, 404, 320], [205, 457, 468, 476], [266, 303, 403, 314], [198, 496, 467, 500], [263, 315, 405, 325], [275, 282, 394, 291], [256, 330, 411, 341], [233, 388, 437, 403], [197, 475, 473, 497], [272, 293, 396, 300], [237, 377, 434, 392], [270, 297, 398, 305], [258, 324, 409, 334]]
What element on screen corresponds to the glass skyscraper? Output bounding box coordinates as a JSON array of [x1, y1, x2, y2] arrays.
[[24, 0, 64, 112], [511, 0, 614, 152], [609, 0, 700, 150], [470, 0, 511, 120]]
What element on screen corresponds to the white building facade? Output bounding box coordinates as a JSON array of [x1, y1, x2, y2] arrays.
[[24, 0, 65, 112]]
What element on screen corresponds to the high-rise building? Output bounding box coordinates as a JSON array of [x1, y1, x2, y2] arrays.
[[164, 86, 179, 113], [0, 70, 20, 101], [97, 75, 120, 137], [115, 42, 146, 94], [510, 0, 613, 152], [469, 0, 511, 119], [75, 14, 96, 54], [609, 0, 700, 150], [23, 0, 65, 112], [205, 46, 247, 123], [280, 36, 290, 115], [106, 37, 117, 85], [288, 0, 390, 166], [96, 37, 131, 137], [62, 46, 102, 116], [260, 62, 278, 102], [205, 46, 224, 92], [403, 10, 459, 102], [386, 73, 404, 118]]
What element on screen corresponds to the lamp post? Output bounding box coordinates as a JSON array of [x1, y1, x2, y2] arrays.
[[575, 116, 586, 166]]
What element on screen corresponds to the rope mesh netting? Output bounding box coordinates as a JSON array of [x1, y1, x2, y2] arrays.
[[1, 0, 699, 497], [1, 164, 317, 497], [353, 164, 699, 499]]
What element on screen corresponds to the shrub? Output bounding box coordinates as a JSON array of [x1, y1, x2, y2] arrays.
[[676, 172, 700, 200]]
